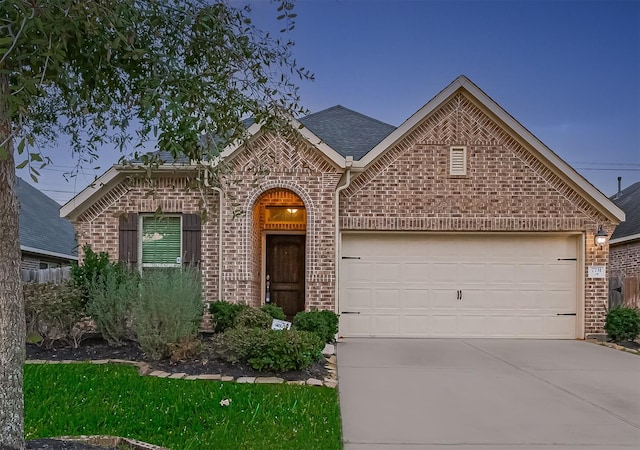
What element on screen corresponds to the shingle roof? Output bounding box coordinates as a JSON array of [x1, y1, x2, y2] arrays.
[[17, 178, 77, 259], [610, 181, 640, 241], [300, 105, 397, 160]]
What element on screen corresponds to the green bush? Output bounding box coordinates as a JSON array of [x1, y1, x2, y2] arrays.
[[605, 307, 640, 342], [293, 309, 339, 343], [86, 266, 139, 347], [132, 269, 204, 360], [23, 281, 89, 348], [261, 303, 286, 321], [233, 307, 273, 329], [212, 328, 324, 372], [209, 300, 247, 333], [71, 245, 121, 303]]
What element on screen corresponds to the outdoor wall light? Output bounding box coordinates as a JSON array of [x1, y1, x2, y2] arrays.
[[594, 226, 608, 247], [286, 208, 298, 214]]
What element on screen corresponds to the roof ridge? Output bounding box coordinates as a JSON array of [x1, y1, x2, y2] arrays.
[[303, 105, 397, 128]]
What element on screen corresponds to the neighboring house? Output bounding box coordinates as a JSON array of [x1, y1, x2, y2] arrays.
[[18, 177, 77, 269], [609, 181, 640, 308], [61, 76, 624, 339]]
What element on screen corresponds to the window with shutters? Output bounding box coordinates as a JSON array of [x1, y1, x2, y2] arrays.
[[140, 215, 182, 268], [449, 146, 467, 176]]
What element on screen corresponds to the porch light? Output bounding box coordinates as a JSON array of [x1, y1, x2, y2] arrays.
[[287, 208, 298, 214], [594, 226, 608, 247]]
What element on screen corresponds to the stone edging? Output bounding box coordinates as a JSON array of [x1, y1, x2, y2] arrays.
[[50, 435, 168, 450], [25, 343, 339, 388], [586, 338, 640, 355]]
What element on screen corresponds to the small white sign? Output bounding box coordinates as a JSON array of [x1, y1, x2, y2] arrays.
[[588, 266, 606, 279], [271, 319, 292, 330]]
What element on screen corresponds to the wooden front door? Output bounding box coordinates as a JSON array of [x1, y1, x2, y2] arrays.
[[266, 234, 305, 318]]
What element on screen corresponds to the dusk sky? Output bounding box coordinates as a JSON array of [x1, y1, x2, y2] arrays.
[[18, 0, 640, 204]]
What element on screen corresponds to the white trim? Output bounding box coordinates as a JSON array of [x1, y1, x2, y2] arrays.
[[20, 245, 78, 261], [353, 75, 624, 223], [610, 233, 640, 245]]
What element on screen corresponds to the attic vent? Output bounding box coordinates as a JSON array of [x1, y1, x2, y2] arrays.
[[450, 146, 467, 176]]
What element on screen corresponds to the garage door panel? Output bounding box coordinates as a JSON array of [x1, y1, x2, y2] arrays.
[[344, 288, 372, 310], [340, 234, 578, 338], [343, 262, 371, 282], [403, 289, 430, 309], [404, 263, 429, 282], [375, 289, 401, 308]]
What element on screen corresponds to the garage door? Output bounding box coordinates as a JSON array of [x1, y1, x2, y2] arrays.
[[339, 233, 579, 338]]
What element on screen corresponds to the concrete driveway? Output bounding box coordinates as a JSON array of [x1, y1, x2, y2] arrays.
[[337, 339, 640, 449]]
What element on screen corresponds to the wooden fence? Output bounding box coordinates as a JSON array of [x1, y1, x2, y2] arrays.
[[20, 266, 72, 284], [609, 274, 639, 310]]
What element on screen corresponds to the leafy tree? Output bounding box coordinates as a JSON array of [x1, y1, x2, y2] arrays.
[[0, 1, 310, 447]]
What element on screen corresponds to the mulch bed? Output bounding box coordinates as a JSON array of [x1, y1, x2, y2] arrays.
[[26, 335, 330, 381]]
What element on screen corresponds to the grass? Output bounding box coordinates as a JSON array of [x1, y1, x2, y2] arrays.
[[24, 364, 342, 449]]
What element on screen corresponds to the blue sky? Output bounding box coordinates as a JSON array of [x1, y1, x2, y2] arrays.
[[18, 0, 640, 204]]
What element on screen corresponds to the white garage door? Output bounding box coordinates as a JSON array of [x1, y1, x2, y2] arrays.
[[339, 233, 579, 338]]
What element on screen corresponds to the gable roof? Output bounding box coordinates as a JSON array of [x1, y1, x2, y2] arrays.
[[61, 76, 624, 224], [610, 181, 640, 243], [300, 105, 396, 160], [17, 178, 77, 260], [353, 75, 624, 223]]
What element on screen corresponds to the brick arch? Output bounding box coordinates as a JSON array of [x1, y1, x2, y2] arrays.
[[242, 181, 316, 286]]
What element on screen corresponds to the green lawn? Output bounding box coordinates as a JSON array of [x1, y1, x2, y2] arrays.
[[24, 364, 342, 449]]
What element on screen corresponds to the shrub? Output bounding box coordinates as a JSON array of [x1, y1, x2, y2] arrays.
[[212, 328, 324, 372], [86, 266, 139, 346], [605, 307, 640, 342], [233, 307, 273, 329], [23, 281, 89, 348], [132, 269, 204, 360], [293, 309, 339, 343], [71, 245, 121, 303], [261, 303, 286, 321], [167, 336, 203, 363], [209, 300, 247, 333]]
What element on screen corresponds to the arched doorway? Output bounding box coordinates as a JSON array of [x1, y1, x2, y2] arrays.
[[253, 189, 306, 318]]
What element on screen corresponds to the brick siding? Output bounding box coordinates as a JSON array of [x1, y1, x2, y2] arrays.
[[71, 91, 618, 336], [339, 92, 615, 334], [610, 241, 640, 279]]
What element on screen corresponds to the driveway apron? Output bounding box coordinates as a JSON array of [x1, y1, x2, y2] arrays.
[[337, 339, 640, 449]]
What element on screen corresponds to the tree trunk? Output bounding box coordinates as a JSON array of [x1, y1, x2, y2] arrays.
[[0, 74, 25, 449]]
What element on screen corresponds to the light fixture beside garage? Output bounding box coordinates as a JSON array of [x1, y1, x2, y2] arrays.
[[594, 226, 608, 247]]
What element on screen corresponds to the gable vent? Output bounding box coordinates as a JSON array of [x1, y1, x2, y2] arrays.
[[450, 146, 467, 176]]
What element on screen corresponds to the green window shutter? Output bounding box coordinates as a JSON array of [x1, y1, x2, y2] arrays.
[[141, 216, 181, 266]]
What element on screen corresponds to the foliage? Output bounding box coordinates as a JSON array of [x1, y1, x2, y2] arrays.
[[71, 245, 123, 304], [167, 336, 203, 364], [86, 266, 139, 347], [233, 307, 273, 329], [212, 327, 324, 372], [293, 310, 339, 343], [605, 307, 640, 342], [209, 300, 248, 333], [2, 0, 312, 178], [261, 303, 286, 321], [2, 0, 311, 446], [24, 364, 342, 449], [23, 281, 89, 349], [132, 269, 204, 360]]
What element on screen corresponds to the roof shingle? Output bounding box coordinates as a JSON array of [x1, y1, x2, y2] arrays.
[[610, 181, 640, 241], [17, 178, 77, 259]]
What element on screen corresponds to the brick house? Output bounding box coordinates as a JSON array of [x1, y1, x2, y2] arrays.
[[609, 181, 640, 308], [61, 76, 624, 339]]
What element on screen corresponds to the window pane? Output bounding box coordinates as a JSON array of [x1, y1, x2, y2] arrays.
[[142, 216, 181, 265]]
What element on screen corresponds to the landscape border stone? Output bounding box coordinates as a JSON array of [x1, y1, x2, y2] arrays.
[[25, 345, 339, 387]]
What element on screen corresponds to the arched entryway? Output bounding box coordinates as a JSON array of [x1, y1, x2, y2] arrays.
[[253, 189, 306, 318]]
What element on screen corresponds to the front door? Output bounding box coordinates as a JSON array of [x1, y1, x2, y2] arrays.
[[266, 234, 305, 318]]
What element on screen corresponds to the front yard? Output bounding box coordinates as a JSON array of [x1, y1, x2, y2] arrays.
[[24, 363, 342, 449]]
